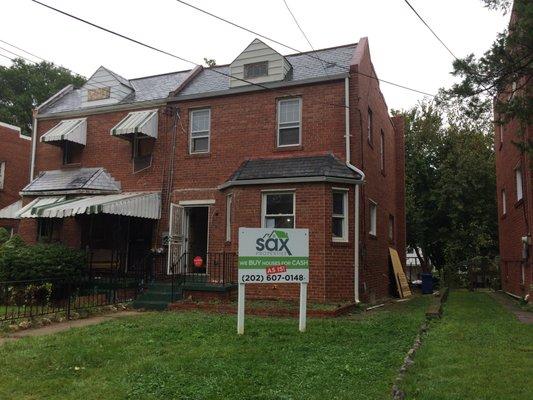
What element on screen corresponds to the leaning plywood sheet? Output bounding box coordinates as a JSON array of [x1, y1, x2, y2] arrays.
[[389, 248, 412, 298]]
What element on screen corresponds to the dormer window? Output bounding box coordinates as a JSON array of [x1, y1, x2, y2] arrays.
[[244, 61, 268, 79], [87, 87, 110, 101]]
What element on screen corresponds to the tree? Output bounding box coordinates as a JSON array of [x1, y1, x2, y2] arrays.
[[398, 101, 498, 279], [443, 0, 532, 151], [0, 59, 85, 135], [203, 58, 217, 67]]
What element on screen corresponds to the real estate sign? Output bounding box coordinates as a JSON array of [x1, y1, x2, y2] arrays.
[[238, 228, 309, 284]]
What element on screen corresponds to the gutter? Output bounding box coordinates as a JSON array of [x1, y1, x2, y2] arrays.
[[345, 76, 366, 304]]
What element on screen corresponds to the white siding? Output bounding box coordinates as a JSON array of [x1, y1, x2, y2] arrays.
[[81, 67, 133, 107], [229, 39, 291, 88]]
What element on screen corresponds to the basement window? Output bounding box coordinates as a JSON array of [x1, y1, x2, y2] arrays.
[[244, 61, 268, 79]]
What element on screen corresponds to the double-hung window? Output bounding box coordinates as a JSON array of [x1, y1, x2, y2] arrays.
[[380, 129, 385, 172], [367, 108, 373, 144], [277, 98, 301, 147], [369, 200, 377, 236], [190, 108, 210, 153], [262, 192, 295, 228], [226, 194, 233, 242], [0, 161, 5, 189], [516, 167, 523, 201], [332, 190, 348, 241]]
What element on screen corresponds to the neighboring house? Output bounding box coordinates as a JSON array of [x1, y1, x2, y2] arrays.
[[495, 79, 532, 300], [0, 122, 31, 235], [17, 37, 406, 303]]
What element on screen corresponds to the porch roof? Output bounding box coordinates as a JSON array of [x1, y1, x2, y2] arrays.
[[111, 110, 158, 139], [40, 118, 87, 146], [16, 192, 161, 219]]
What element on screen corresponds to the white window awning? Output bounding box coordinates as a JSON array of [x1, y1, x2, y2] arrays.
[[0, 200, 23, 219], [16, 192, 161, 219], [110, 110, 158, 139], [40, 118, 87, 146]]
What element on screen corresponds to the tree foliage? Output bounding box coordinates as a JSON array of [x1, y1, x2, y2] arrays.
[[0, 59, 85, 135], [443, 0, 532, 150], [398, 101, 498, 276]]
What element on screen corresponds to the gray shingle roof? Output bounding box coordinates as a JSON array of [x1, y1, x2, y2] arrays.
[[227, 154, 362, 183], [39, 44, 356, 116], [22, 168, 121, 194]]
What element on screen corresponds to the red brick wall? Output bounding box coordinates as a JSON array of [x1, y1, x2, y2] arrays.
[[348, 39, 406, 302], [26, 42, 406, 303], [0, 123, 31, 234], [495, 106, 533, 298]]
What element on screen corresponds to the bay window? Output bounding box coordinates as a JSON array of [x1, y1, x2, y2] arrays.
[[262, 192, 295, 228]]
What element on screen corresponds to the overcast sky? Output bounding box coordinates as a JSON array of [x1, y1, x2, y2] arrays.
[[1, 0, 509, 111]]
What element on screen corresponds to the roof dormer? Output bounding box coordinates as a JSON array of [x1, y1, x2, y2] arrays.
[[229, 39, 292, 88], [81, 66, 134, 107]]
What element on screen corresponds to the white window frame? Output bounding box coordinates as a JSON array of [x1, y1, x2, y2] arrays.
[[261, 191, 296, 228], [277, 98, 301, 147], [367, 107, 373, 144], [369, 200, 377, 236], [380, 129, 385, 172], [332, 189, 349, 242], [502, 189, 507, 215], [189, 108, 211, 154], [516, 167, 523, 201], [0, 161, 5, 190], [225, 194, 233, 242]]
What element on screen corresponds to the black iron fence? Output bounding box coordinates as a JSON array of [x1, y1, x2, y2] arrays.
[[0, 274, 142, 322], [170, 252, 237, 301]]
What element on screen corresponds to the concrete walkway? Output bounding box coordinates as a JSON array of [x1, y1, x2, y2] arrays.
[[0, 310, 142, 346], [489, 291, 533, 324]]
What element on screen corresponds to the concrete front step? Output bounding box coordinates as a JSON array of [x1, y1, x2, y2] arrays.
[[132, 283, 181, 310], [132, 300, 170, 311]]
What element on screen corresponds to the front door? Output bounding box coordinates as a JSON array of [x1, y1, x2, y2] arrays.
[[185, 206, 209, 274], [168, 204, 185, 274]]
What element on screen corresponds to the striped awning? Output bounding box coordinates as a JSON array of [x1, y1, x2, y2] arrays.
[[16, 192, 161, 219], [40, 118, 87, 145], [0, 200, 23, 219], [110, 110, 158, 139]]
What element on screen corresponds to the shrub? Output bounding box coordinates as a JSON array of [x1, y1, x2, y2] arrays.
[[0, 227, 10, 246], [0, 242, 87, 281]]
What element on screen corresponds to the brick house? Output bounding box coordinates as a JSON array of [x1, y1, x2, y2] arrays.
[[495, 80, 533, 300], [0, 122, 31, 235], [18, 37, 405, 303]]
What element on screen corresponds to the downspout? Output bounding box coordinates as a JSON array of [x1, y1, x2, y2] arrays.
[[345, 76, 365, 304], [30, 111, 38, 181]]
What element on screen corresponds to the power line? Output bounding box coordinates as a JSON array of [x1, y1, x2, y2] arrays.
[[281, 0, 326, 73], [174, 0, 435, 97], [0, 39, 47, 62], [31, 0, 351, 108], [402, 0, 458, 60], [0, 45, 39, 64], [0, 53, 14, 62]]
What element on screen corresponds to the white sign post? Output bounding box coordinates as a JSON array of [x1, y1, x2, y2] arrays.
[[237, 227, 309, 334]]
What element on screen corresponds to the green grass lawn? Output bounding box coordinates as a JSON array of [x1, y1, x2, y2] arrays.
[[0, 297, 429, 400], [402, 291, 533, 400]]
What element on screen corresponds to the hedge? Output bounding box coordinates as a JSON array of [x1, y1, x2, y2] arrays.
[[0, 235, 87, 281]]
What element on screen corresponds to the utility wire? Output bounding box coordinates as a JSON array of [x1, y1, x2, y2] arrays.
[[31, 0, 352, 108], [174, 0, 435, 97], [281, 0, 326, 73], [0, 39, 47, 62], [0, 53, 14, 62], [0, 45, 40, 64], [402, 0, 458, 60]]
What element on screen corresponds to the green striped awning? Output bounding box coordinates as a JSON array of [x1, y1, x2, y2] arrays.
[[40, 118, 87, 145]]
